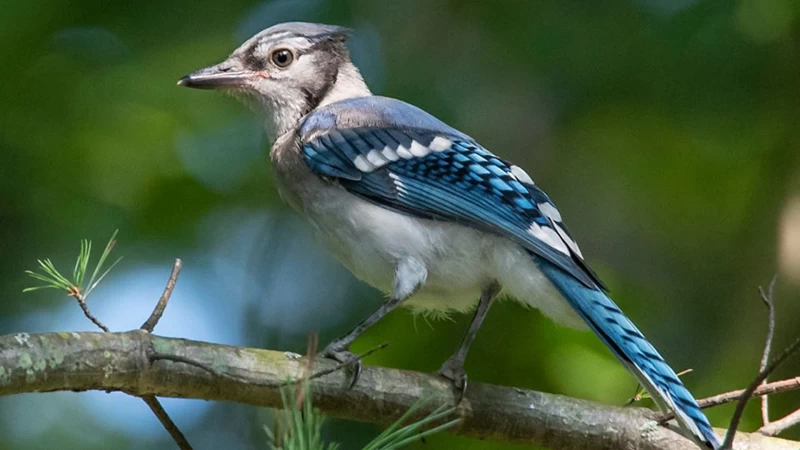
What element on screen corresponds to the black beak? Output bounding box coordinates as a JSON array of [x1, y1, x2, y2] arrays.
[[177, 63, 256, 89]]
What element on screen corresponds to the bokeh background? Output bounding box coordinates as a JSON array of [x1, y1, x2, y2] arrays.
[[2, 0, 799, 448]]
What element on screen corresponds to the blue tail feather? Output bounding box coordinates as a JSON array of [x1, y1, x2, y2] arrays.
[[536, 257, 720, 449]]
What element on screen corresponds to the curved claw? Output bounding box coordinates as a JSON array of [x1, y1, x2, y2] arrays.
[[321, 348, 362, 388], [348, 360, 362, 389], [439, 358, 468, 403], [454, 375, 468, 403]]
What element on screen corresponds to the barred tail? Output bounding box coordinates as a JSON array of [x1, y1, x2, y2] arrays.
[[536, 258, 719, 449]]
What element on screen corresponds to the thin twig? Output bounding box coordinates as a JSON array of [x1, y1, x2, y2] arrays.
[[722, 334, 800, 449], [141, 259, 182, 332], [72, 293, 110, 332], [758, 276, 777, 425], [141, 395, 193, 450], [308, 342, 389, 381], [691, 376, 800, 411], [758, 408, 800, 436], [657, 377, 800, 426]]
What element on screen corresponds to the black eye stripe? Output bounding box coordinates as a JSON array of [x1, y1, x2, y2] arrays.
[[244, 45, 264, 70], [242, 44, 301, 70]]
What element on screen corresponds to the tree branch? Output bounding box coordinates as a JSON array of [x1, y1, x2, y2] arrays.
[[0, 331, 796, 450]]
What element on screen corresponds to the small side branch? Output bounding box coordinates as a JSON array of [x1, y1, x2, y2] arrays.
[[759, 409, 800, 437], [141, 395, 192, 450], [694, 377, 800, 411], [72, 292, 110, 333], [141, 259, 182, 332]]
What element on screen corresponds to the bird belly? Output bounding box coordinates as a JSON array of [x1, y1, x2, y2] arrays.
[[296, 180, 584, 327], [302, 184, 487, 311]]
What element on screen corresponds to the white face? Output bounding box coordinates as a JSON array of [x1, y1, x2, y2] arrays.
[[237, 35, 336, 95], [179, 27, 346, 136]]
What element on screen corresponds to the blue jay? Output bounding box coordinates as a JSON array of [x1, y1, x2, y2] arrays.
[[179, 22, 719, 449]]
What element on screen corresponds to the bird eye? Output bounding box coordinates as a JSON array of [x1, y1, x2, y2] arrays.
[[270, 49, 294, 68]]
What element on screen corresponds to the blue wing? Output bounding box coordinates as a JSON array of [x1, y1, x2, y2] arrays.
[[299, 98, 603, 290], [298, 96, 718, 448]]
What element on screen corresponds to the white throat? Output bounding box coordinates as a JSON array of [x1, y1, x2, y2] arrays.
[[263, 94, 308, 139], [266, 62, 371, 140]]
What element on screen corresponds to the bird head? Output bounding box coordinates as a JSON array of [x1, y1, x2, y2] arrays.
[[179, 22, 370, 137]]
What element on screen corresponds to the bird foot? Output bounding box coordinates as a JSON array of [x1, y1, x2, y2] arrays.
[[321, 344, 362, 389], [438, 357, 468, 403]]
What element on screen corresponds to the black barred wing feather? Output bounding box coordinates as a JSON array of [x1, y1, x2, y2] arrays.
[[301, 125, 605, 290]]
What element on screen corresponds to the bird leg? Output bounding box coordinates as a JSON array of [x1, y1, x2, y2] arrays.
[[321, 294, 406, 386], [321, 258, 426, 388], [439, 281, 501, 400]]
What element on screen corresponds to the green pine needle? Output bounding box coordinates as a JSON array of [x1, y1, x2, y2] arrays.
[[24, 229, 121, 298], [73, 239, 91, 288], [266, 378, 458, 450], [364, 397, 435, 449], [21, 284, 60, 293], [364, 401, 459, 450], [267, 378, 340, 450], [38, 259, 73, 288], [381, 417, 461, 449], [85, 229, 119, 297], [23, 260, 73, 292], [84, 255, 122, 298]]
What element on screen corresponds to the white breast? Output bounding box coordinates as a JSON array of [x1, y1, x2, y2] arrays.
[[286, 180, 581, 327]]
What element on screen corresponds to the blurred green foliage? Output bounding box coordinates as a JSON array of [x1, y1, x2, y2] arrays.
[[1, 0, 799, 449]]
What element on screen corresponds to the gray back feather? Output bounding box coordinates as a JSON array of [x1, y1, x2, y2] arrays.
[[299, 96, 471, 142]]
